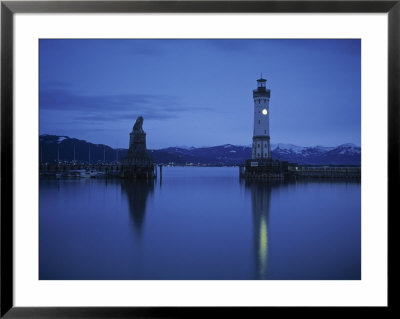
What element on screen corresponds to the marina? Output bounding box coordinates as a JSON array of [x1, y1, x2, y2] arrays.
[[41, 162, 361, 180]]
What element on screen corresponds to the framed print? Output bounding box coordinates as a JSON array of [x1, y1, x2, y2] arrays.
[[1, 0, 397, 317]]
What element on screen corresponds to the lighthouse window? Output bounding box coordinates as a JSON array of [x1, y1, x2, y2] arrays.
[[258, 120, 260, 124], [257, 144, 260, 148], [264, 130, 266, 134]]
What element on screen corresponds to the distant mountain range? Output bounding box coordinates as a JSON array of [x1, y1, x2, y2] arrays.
[[39, 134, 361, 165]]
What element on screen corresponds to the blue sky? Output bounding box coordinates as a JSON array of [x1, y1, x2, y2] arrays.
[[39, 39, 361, 149]]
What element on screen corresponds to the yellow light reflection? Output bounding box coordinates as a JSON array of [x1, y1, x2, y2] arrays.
[[259, 217, 268, 279]]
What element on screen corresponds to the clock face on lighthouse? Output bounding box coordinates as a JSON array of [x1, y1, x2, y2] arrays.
[[262, 108, 268, 115]]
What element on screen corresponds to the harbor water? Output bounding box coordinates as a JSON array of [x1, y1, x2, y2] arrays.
[[39, 166, 361, 280]]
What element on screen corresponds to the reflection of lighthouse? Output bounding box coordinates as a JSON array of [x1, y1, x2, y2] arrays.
[[245, 180, 272, 279]]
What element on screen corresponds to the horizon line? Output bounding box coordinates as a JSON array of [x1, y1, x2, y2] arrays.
[[39, 133, 361, 149]]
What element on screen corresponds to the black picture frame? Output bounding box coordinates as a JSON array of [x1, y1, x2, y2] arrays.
[[1, 1, 396, 317]]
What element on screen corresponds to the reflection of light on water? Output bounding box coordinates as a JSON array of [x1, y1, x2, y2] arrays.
[[259, 217, 268, 279], [245, 180, 272, 280]]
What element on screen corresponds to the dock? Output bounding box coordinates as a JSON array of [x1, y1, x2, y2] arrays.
[[289, 165, 361, 179], [239, 160, 361, 180], [39, 162, 162, 179], [239, 159, 289, 179]]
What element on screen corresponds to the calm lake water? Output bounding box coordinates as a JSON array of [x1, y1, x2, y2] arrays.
[[39, 167, 361, 280]]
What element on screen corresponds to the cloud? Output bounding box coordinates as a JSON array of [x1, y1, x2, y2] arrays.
[[39, 87, 212, 123], [40, 80, 72, 89], [75, 112, 177, 122]]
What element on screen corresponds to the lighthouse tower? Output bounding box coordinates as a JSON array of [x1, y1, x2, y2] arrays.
[[252, 75, 271, 159]]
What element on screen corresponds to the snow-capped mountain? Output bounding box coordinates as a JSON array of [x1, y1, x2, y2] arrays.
[[271, 143, 360, 165], [271, 143, 335, 154], [149, 144, 250, 165], [39, 135, 361, 165]]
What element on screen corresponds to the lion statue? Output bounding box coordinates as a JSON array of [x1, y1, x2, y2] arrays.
[[133, 116, 144, 133]]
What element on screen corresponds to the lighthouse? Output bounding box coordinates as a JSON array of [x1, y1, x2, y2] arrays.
[[252, 75, 271, 159], [240, 76, 288, 179]]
